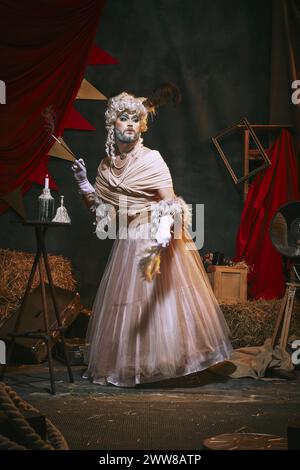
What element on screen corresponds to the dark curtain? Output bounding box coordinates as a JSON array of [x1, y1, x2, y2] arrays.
[[0, 0, 273, 306], [0, 0, 104, 211], [235, 129, 299, 299], [269, 0, 300, 145]]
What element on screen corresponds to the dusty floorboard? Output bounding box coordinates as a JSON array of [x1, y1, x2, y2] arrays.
[[3, 363, 300, 449]]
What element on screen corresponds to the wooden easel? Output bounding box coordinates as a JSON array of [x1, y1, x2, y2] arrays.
[[271, 281, 300, 350]]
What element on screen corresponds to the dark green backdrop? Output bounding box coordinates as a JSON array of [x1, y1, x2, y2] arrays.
[[0, 0, 272, 307]]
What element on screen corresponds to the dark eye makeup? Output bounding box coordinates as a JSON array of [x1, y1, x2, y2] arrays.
[[119, 114, 139, 122]]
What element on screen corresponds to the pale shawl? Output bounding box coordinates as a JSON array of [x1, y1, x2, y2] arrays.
[[94, 147, 173, 215], [93, 146, 191, 282]]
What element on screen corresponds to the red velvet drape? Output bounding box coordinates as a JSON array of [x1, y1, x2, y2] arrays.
[[234, 129, 300, 299], [0, 0, 104, 210]]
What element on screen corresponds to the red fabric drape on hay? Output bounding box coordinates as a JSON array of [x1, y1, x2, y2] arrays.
[[0, 0, 104, 212], [234, 129, 300, 300]]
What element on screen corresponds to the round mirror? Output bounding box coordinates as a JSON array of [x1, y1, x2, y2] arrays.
[[270, 201, 300, 259]]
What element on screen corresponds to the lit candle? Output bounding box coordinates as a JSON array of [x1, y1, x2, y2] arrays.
[[44, 174, 49, 189]]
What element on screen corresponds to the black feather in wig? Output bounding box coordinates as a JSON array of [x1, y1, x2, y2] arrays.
[[143, 83, 181, 114]]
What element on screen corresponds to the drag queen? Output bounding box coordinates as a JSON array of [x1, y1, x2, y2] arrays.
[[72, 86, 232, 387]]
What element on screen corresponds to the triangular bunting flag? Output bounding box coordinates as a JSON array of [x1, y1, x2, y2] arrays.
[[88, 45, 118, 65], [64, 107, 96, 131], [49, 139, 76, 162], [1, 187, 26, 219], [76, 78, 107, 100]]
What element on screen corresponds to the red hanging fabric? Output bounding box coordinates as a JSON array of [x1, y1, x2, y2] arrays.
[[234, 129, 300, 299], [88, 44, 118, 65], [0, 0, 104, 212]]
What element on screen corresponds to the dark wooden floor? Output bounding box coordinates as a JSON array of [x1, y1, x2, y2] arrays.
[[3, 362, 300, 450]]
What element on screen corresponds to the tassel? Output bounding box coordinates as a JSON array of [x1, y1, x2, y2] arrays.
[[137, 196, 191, 281], [138, 244, 162, 282]]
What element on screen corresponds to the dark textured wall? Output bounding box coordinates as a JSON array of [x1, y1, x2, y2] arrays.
[[0, 0, 272, 307]]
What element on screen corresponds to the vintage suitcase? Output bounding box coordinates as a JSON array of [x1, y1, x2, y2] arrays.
[[65, 309, 91, 339], [0, 285, 83, 363], [54, 337, 87, 366]]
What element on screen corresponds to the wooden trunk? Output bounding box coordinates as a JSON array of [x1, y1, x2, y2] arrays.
[[207, 266, 247, 303]]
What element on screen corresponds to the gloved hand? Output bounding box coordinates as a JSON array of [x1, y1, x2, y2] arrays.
[[71, 158, 95, 194], [155, 214, 174, 247]]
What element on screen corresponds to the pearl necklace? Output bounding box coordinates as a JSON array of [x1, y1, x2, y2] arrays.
[[113, 154, 130, 169], [108, 142, 143, 188]]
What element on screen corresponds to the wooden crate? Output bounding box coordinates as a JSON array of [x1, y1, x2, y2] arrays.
[[207, 265, 247, 303]]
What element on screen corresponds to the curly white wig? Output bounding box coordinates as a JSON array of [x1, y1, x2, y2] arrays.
[[104, 92, 149, 162]]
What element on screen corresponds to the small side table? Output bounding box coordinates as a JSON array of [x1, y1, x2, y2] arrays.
[[1, 221, 74, 394]]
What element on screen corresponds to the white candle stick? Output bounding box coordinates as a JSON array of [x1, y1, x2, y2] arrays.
[[45, 174, 49, 189]]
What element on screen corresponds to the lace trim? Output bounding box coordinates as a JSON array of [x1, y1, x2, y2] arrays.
[[93, 195, 192, 261], [149, 196, 192, 239]]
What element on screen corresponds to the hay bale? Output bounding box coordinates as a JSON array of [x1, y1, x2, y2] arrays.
[[0, 248, 77, 328], [221, 299, 300, 348]]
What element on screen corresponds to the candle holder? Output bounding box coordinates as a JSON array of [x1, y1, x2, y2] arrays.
[[38, 187, 55, 221]]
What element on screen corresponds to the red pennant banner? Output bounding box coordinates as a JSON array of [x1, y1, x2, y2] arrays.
[[88, 45, 118, 65], [64, 107, 96, 131]]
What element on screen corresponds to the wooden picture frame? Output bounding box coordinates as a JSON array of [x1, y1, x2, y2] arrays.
[[211, 118, 271, 185]]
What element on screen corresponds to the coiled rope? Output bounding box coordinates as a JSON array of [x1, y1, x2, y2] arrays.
[[0, 382, 68, 450]]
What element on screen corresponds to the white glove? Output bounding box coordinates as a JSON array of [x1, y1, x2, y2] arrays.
[[71, 158, 95, 194], [155, 215, 174, 247]]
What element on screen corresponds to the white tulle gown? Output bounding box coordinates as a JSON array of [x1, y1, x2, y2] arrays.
[[85, 218, 232, 387]]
